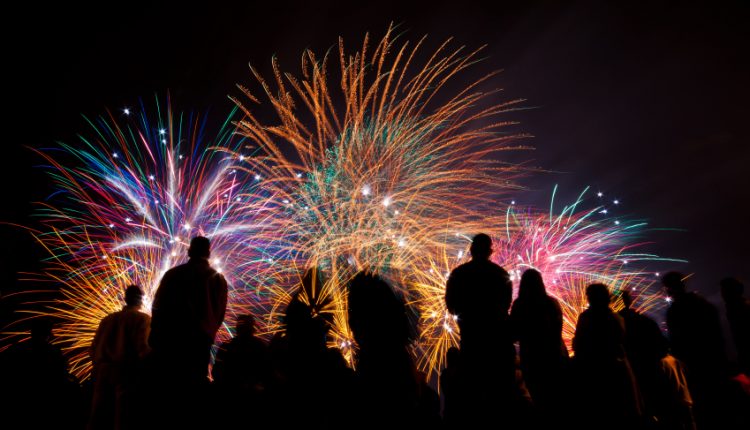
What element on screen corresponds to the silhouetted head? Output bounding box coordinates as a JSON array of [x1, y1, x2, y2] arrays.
[[518, 269, 547, 300], [620, 289, 634, 310], [188, 236, 211, 260], [236, 314, 257, 338], [348, 271, 412, 349], [124, 285, 144, 307], [661, 271, 686, 297], [586, 283, 611, 309], [470, 233, 492, 260], [31, 318, 54, 343], [720, 277, 744, 303], [283, 293, 329, 349]]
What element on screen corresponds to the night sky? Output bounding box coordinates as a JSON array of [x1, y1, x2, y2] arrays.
[[2, 1, 748, 325]]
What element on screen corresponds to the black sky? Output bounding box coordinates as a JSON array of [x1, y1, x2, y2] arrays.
[[2, 0, 748, 314]]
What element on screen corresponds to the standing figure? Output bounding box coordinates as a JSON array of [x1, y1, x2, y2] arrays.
[[148, 236, 228, 426], [662, 272, 729, 428], [88, 285, 150, 430], [509, 269, 569, 425], [348, 271, 421, 426], [445, 233, 523, 427], [573, 283, 641, 430], [213, 314, 272, 428], [619, 290, 695, 430]]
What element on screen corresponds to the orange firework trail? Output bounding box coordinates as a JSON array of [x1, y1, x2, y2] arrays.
[[224, 25, 528, 351]]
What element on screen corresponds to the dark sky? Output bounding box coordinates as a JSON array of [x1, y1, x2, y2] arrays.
[[2, 0, 748, 314]]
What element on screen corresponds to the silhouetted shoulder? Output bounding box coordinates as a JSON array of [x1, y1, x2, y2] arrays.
[[98, 312, 117, 326], [448, 261, 473, 277], [157, 265, 183, 286], [488, 261, 510, 276], [162, 264, 183, 277], [448, 260, 508, 277], [212, 270, 227, 283]]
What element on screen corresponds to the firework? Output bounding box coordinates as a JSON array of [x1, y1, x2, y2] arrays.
[[226, 25, 527, 349], [6, 25, 685, 388], [5, 96, 278, 379], [410, 186, 684, 381], [495, 186, 684, 346]]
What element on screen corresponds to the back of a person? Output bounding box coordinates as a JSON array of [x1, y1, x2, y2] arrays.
[[274, 294, 355, 429], [448, 259, 511, 343], [93, 308, 150, 372], [621, 308, 662, 358], [348, 272, 420, 426], [218, 336, 269, 388], [146, 237, 228, 429], [513, 295, 566, 364], [574, 307, 626, 363], [444, 235, 521, 427], [354, 347, 420, 425], [573, 284, 641, 430], [667, 292, 724, 367], [509, 287, 567, 427], [150, 259, 225, 350], [89, 286, 150, 430], [213, 333, 274, 429]]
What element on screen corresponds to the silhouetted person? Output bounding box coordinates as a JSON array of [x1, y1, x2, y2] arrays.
[[147, 236, 228, 427], [446, 234, 513, 355], [619, 289, 667, 380], [269, 269, 353, 429], [1, 318, 83, 428], [88, 285, 151, 430], [445, 233, 523, 427], [213, 314, 270, 390], [619, 290, 695, 430], [213, 314, 271, 428], [662, 272, 730, 428], [509, 269, 569, 425], [348, 271, 422, 426], [720, 277, 750, 375], [573, 283, 641, 430]]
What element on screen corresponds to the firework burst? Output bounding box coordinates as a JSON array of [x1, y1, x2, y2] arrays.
[[226, 25, 528, 347], [4, 97, 279, 379], [409, 186, 684, 380]]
